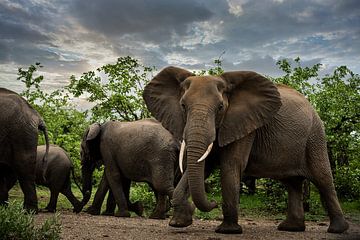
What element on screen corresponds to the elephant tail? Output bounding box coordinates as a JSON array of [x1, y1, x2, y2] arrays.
[[38, 120, 49, 182]]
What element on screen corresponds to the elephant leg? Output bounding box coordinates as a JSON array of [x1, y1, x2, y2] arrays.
[[45, 189, 59, 212], [307, 131, 349, 233], [15, 157, 38, 212], [149, 191, 167, 219], [215, 134, 254, 234], [169, 171, 194, 227], [0, 177, 8, 205], [88, 172, 109, 215], [61, 183, 83, 213], [103, 189, 116, 216], [311, 176, 348, 233], [0, 167, 16, 205], [150, 173, 174, 219], [18, 178, 38, 212], [104, 166, 130, 217], [121, 179, 143, 217], [278, 177, 305, 232]]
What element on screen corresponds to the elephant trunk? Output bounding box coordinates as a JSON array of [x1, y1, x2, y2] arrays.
[[81, 165, 94, 206], [185, 112, 217, 212]]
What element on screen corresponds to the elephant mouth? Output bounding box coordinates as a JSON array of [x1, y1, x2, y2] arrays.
[[179, 140, 214, 174]]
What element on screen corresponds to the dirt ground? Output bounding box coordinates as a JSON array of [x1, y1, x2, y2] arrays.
[[35, 211, 360, 240]]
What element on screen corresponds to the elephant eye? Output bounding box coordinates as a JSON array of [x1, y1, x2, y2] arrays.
[[181, 103, 186, 112], [218, 102, 224, 111]]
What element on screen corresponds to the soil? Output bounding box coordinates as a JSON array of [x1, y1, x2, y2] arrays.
[[35, 211, 360, 240]]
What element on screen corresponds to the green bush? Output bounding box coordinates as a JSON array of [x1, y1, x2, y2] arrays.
[[334, 162, 360, 201], [0, 201, 61, 240], [258, 179, 287, 213], [130, 183, 156, 216]]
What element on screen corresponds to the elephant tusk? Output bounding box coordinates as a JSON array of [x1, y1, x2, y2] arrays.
[[179, 140, 186, 173], [197, 142, 214, 163]]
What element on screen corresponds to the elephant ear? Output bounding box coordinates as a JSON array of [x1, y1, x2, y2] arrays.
[[86, 123, 101, 141], [143, 66, 195, 140], [218, 71, 281, 147]]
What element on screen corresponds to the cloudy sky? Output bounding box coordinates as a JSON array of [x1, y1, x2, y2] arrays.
[[0, 0, 359, 92]]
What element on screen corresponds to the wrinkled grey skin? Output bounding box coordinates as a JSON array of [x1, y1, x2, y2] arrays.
[[0, 88, 49, 212], [36, 145, 89, 213], [143, 67, 349, 234], [81, 118, 180, 219]]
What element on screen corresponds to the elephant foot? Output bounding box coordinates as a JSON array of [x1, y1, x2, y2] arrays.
[[115, 209, 131, 218], [44, 205, 56, 213], [215, 221, 243, 234], [149, 211, 166, 220], [169, 203, 194, 228], [328, 216, 349, 233], [73, 202, 84, 214], [24, 203, 38, 214], [129, 201, 144, 216], [86, 206, 101, 215], [101, 210, 115, 216], [278, 219, 305, 232]]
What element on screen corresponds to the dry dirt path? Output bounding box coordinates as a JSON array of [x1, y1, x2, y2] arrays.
[[35, 211, 360, 240]]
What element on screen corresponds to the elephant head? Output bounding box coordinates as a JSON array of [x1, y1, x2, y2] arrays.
[[143, 66, 281, 212], [80, 123, 102, 205]]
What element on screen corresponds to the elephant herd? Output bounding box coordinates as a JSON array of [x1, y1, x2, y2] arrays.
[[0, 67, 350, 235]]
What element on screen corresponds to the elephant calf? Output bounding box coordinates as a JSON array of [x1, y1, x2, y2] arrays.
[[36, 145, 89, 213], [81, 118, 180, 219], [6, 145, 88, 213]]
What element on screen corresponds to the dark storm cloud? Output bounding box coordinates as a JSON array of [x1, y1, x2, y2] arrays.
[[68, 0, 213, 41], [0, 0, 359, 94]]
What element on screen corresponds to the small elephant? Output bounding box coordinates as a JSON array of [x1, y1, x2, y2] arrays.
[[0, 88, 49, 212], [81, 118, 180, 219], [4, 145, 89, 213], [143, 67, 349, 234], [36, 145, 89, 213]]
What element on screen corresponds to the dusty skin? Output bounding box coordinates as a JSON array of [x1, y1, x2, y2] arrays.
[[35, 211, 360, 240]]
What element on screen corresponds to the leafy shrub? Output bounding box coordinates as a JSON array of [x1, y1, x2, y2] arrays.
[[129, 183, 156, 216], [334, 162, 360, 201], [0, 201, 61, 240], [258, 179, 287, 213]]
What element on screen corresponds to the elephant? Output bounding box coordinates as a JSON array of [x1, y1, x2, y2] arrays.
[[81, 118, 181, 219], [143, 66, 349, 234], [3, 145, 89, 213], [0, 87, 49, 212], [36, 145, 89, 212]]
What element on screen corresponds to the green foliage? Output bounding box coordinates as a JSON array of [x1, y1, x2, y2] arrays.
[[129, 183, 156, 216], [67, 56, 154, 122], [314, 66, 360, 168], [258, 179, 287, 213], [334, 161, 360, 201], [272, 57, 320, 99], [0, 201, 61, 240], [17, 63, 89, 186]]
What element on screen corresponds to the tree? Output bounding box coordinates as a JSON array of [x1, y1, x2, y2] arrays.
[[17, 63, 89, 183], [67, 56, 154, 122]]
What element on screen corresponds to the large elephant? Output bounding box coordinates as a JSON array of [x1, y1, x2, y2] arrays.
[[143, 67, 349, 234], [81, 118, 180, 219], [0, 88, 49, 212]]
